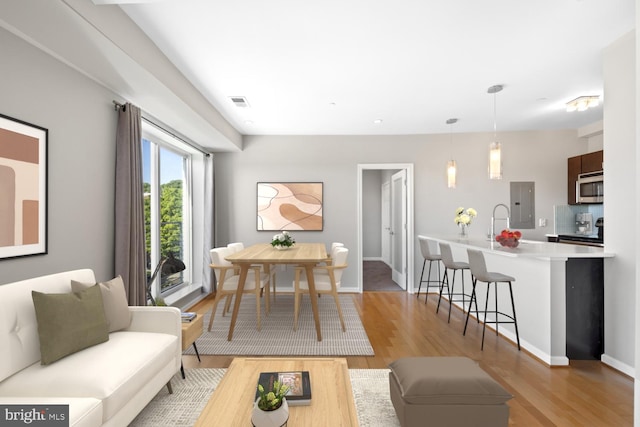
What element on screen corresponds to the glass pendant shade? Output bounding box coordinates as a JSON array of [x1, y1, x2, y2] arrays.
[[487, 85, 504, 180], [489, 141, 502, 179], [447, 160, 457, 188], [445, 117, 458, 189]]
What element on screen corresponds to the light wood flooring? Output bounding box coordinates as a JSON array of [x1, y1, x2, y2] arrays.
[[182, 291, 633, 426]]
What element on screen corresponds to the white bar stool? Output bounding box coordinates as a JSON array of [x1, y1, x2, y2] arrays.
[[437, 243, 475, 323], [416, 237, 442, 305], [464, 249, 521, 351]]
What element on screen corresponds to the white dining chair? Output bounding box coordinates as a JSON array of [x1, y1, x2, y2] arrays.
[[208, 247, 270, 332], [292, 247, 349, 332], [228, 241, 276, 302]]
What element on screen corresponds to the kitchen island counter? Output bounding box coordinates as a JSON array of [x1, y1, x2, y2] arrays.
[[423, 235, 613, 259], [419, 235, 614, 365]]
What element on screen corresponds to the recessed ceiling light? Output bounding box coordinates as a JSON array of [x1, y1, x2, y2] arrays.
[[373, 119, 383, 124], [329, 102, 336, 107], [244, 120, 254, 125]]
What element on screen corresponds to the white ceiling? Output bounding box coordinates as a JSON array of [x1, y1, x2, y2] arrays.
[[120, 1, 633, 135]]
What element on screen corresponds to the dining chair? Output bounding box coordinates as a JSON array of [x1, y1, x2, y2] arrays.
[[208, 247, 270, 332], [319, 242, 344, 266], [228, 241, 276, 302], [292, 247, 349, 332]]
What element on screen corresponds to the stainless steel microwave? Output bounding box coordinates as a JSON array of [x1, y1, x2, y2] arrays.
[[576, 171, 604, 203]]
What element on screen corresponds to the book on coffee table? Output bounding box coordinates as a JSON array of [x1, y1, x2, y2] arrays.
[[255, 371, 312, 406]]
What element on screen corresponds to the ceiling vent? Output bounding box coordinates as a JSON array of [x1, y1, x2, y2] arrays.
[[229, 96, 250, 108]]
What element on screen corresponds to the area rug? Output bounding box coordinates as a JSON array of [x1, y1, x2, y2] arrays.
[[184, 294, 374, 356], [128, 368, 400, 427]]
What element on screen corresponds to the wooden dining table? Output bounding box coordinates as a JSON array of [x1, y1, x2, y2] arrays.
[[224, 242, 328, 341]]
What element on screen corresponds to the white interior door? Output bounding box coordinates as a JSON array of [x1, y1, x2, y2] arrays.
[[391, 170, 407, 289], [381, 181, 391, 266], [357, 163, 414, 294]]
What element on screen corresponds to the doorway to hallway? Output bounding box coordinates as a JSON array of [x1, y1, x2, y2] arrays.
[[363, 260, 404, 291], [357, 163, 414, 293]]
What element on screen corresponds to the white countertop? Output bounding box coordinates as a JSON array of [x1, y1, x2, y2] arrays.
[[419, 235, 614, 259]]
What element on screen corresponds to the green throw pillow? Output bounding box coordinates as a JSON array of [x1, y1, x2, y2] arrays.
[[32, 284, 109, 365], [71, 275, 132, 332]]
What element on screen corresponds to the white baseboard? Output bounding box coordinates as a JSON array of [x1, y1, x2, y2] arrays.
[[601, 354, 634, 377]]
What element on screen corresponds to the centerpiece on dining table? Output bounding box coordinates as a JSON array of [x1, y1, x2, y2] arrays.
[[271, 231, 295, 250]]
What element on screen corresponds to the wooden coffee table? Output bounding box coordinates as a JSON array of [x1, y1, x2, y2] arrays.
[[194, 357, 359, 426]]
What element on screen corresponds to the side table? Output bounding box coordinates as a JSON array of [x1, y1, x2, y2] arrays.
[[181, 313, 203, 379]]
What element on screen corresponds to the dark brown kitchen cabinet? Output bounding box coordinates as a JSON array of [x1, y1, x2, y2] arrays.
[[568, 156, 582, 205], [568, 150, 603, 205], [581, 151, 604, 173]]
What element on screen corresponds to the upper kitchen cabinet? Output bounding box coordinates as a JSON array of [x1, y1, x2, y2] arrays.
[[568, 156, 582, 205], [568, 150, 604, 205], [581, 151, 604, 173]]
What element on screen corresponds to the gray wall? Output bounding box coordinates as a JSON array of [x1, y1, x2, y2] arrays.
[[214, 131, 587, 291], [362, 170, 382, 259], [0, 28, 117, 284]]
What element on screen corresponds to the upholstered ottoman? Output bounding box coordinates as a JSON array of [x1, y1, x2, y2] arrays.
[[389, 357, 512, 427]]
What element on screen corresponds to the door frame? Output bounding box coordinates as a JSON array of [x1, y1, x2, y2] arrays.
[[357, 163, 414, 293], [381, 180, 391, 266], [390, 169, 407, 289]]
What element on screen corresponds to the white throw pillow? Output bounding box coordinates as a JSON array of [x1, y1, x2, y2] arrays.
[[71, 276, 132, 333]]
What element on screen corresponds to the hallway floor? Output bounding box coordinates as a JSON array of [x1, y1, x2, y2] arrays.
[[363, 260, 403, 291]]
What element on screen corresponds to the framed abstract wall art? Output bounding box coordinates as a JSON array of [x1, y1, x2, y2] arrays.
[[257, 182, 323, 231], [0, 114, 48, 259]]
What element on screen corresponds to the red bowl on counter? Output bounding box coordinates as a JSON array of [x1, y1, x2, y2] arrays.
[[497, 237, 520, 248], [496, 230, 521, 248]]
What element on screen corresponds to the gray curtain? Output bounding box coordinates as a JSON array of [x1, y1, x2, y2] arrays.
[[114, 103, 146, 305], [202, 154, 215, 293]]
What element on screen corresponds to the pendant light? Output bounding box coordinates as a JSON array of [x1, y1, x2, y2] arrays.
[[446, 118, 458, 189], [488, 84, 503, 180]]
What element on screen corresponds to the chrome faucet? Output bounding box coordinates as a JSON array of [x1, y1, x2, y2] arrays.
[[491, 203, 511, 238]]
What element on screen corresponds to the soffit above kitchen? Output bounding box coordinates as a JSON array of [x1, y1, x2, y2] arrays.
[[117, 0, 634, 136]]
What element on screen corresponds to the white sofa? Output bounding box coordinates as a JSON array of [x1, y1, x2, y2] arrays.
[[0, 269, 182, 427]]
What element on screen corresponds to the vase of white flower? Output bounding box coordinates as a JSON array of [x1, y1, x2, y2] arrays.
[[454, 207, 477, 238]]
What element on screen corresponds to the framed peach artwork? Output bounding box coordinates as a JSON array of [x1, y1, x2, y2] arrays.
[[257, 182, 323, 231], [0, 113, 48, 260]]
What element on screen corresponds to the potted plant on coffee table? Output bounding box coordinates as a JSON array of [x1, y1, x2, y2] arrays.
[[251, 380, 290, 427]]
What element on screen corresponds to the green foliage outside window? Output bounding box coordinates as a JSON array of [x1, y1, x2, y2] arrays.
[[144, 179, 183, 266]]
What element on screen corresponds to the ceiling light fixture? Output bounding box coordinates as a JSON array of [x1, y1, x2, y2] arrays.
[[565, 95, 600, 112], [229, 96, 250, 108], [488, 84, 503, 180], [373, 119, 383, 124], [446, 118, 458, 189]]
